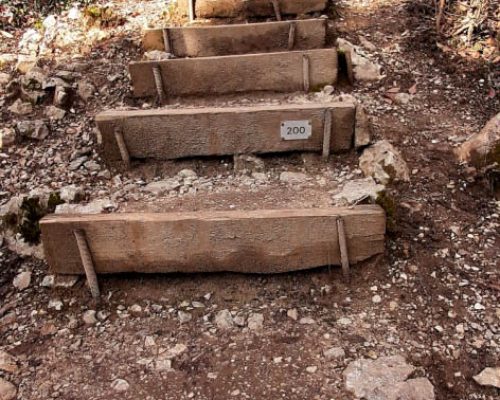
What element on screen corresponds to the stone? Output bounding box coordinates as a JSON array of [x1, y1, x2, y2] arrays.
[[128, 304, 143, 316], [359, 36, 377, 51], [69, 156, 87, 171], [333, 177, 385, 205], [178, 310, 192, 323], [164, 343, 187, 359], [41, 275, 55, 287], [355, 106, 372, 148], [234, 154, 265, 173], [53, 86, 68, 106], [0, 72, 10, 87], [54, 275, 79, 288], [55, 199, 116, 214], [16, 54, 37, 74], [8, 99, 32, 115], [337, 317, 352, 326], [48, 299, 63, 311], [324, 347, 345, 360], [247, 313, 264, 330], [343, 356, 436, 400], [77, 80, 96, 101], [59, 185, 85, 203], [0, 127, 17, 149], [306, 366, 318, 373], [144, 180, 181, 195], [456, 112, 499, 168], [323, 84, 335, 95], [83, 310, 97, 325], [0, 351, 18, 373], [359, 141, 410, 184], [16, 120, 49, 140], [215, 309, 234, 329], [178, 169, 198, 179], [337, 38, 382, 82], [394, 93, 411, 105], [299, 317, 316, 325], [144, 50, 172, 61], [21, 67, 46, 90], [0, 378, 16, 400], [13, 271, 31, 290], [473, 367, 500, 388], [372, 294, 382, 303], [287, 308, 298, 321], [45, 105, 66, 120], [111, 379, 129, 393], [279, 171, 308, 184]]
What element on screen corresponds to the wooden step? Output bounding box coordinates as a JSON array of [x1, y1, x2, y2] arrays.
[[95, 102, 356, 163], [40, 206, 386, 275], [177, 0, 327, 19], [143, 19, 326, 57], [129, 48, 338, 97]]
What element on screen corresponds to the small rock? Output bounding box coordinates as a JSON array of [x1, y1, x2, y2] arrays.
[[178, 169, 198, 179], [372, 294, 382, 304], [337, 38, 382, 82], [144, 180, 181, 195], [394, 93, 411, 105], [233, 154, 265, 173], [13, 271, 31, 290], [287, 308, 298, 321], [247, 313, 264, 330], [8, 99, 32, 115], [324, 347, 345, 360], [83, 310, 97, 325], [0, 378, 16, 400], [48, 299, 63, 311], [215, 309, 234, 329], [16, 54, 37, 74], [337, 317, 352, 326], [359, 141, 410, 184], [53, 86, 69, 106], [16, 120, 49, 140], [41, 275, 55, 287], [333, 177, 385, 205], [45, 105, 66, 120], [299, 317, 316, 325], [59, 185, 85, 203], [55, 199, 116, 214], [323, 85, 335, 95], [279, 171, 308, 184], [144, 50, 172, 61], [178, 310, 192, 324], [0, 351, 18, 374], [128, 304, 143, 316], [144, 336, 156, 347], [111, 379, 129, 393], [54, 275, 79, 288], [306, 366, 318, 373], [473, 367, 500, 389], [0, 127, 17, 149], [77, 80, 96, 101], [359, 36, 377, 51]]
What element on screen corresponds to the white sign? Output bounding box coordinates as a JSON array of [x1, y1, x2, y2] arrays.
[[280, 120, 312, 140]]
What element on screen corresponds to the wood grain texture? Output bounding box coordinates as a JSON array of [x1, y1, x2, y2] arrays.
[[95, 103, 356, 162], [129, 49, 338, 97], [40, 206, 386, 274], [177, 0, 327, 18], [142, 19, 326, 56]]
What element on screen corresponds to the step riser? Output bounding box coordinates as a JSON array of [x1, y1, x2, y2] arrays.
[[40, 206, 386, 274], [96, 103, 355, 162], [129, 49, 338, 97], [177, 0, 327, 18], [143, 19, 326, 56]]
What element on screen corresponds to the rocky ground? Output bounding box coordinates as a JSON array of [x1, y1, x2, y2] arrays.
[[0, 0, 499, 399]]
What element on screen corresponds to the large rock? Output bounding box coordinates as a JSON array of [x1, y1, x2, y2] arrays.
[[456, 113, 499, 168], [337, 38, 382, 82], [0, 378, 17, 400], [359, 140, 410, 184], [473, 367, 500, 388], [343, 355, 435, 400]]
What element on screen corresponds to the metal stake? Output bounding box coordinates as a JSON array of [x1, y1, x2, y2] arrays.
[[287, 22, 296, 50], [271, 0, 282, 21], [73, 229, 100, 299], [336, 217, 350, 282], [162, 28, 171, 54], [114, 126, 130, 167], [188, 0, 195, 22], [322, 108, 332, 159], [153, 65, 166, 105], [302, 54, 310, 92]]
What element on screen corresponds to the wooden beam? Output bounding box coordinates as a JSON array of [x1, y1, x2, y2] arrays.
[[40, 206, 386, 275], [176, 0, 327, 18], [95, 103, 356, 162], [142, 19, 326, 57], [129, 49, 338, 97]]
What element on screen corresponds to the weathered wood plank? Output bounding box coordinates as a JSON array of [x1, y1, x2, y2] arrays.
[[177, 0, 327, 18], [40, 206, 386, 275], [142, 19, 326, 56], [95, 103, 356, 162], [129, 49, 338, 97]]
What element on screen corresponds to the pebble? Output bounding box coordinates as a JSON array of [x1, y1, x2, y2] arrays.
[[299, 317, 316, 325], [13, 271, 31, 290], [306, 366, 318, 373], [215, 309, 234, 329], [247, 313, 264, 330], [82, 310, 97, 325], [178, 310, 192, 324], [111, 379, 129, 392], [287, 308, 298, 321], [324, 347, 346, 360], [372, 294, 382, 304]]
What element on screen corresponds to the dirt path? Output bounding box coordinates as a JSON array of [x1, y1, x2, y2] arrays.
[[0, 0, 499, 399]]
